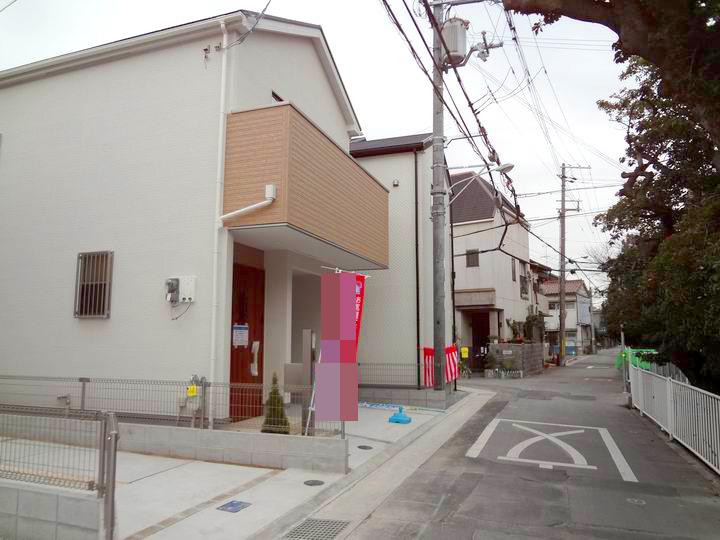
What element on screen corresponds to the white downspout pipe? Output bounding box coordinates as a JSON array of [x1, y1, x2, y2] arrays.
[[219, 184, 277, 222], [208, 20, 229, 429]]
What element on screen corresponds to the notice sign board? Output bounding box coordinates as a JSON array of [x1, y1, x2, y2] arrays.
[[232, 324, 249, 347]]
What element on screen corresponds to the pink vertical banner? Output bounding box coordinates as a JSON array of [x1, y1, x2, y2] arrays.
[[316, 272, 358, 421]]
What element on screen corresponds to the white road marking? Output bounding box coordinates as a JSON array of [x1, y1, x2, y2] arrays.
[[587, 366, 594, 369], [599, 427, 638, 482], [467, 419, 639, 482], [507, 424, 588, 465], [497, 456, 597, 470], [465, 418, 500, 458]]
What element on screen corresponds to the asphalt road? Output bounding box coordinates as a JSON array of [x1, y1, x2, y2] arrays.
[[348, 348, 720, 539]]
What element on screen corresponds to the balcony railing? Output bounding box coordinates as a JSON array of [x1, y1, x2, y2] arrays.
[[223, 103, 389, 268]]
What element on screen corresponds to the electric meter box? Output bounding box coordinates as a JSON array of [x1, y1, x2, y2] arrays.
[[167, 275, 196, 303]]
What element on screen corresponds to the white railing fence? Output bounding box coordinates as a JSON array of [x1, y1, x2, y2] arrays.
[[630, 363, 720, 475]]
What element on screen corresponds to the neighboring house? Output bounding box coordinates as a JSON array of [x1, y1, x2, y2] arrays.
[[349, 134, 453, 387], [529, 259, 553, 318], [449, 171, 532, 368], [0, 10, 392, 419], [543, 279, 594, 355]]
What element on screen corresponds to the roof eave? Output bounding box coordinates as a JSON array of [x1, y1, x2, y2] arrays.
[[0, 10, 362, 137]]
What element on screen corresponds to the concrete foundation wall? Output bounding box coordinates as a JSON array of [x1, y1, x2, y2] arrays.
[[117, 423, 348, 474], [358, 387, 461, 410], [0, 479, 102, 540]]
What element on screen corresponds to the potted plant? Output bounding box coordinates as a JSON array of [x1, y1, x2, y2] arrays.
[[261, 372, 290, 434], [484, 351, 498, 378], [501, 358, 514, 379]]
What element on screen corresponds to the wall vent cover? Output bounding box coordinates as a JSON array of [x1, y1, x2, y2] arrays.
[[284, 518, 351, 539]]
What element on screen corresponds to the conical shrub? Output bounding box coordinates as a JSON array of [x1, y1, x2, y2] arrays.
[[261, 372, 290, 434]]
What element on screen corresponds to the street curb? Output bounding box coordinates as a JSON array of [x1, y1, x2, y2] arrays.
[[248, 388, 489, 539]]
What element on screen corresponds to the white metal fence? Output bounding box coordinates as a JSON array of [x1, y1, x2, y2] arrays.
[[630, 363, 720, 475]]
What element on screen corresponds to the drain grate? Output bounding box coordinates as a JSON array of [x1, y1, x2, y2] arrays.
[[284, 518, 351, 539]]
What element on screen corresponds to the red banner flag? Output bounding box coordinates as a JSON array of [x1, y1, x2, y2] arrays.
[[423, 345, 460, 387], [355, 274, 366, 344]]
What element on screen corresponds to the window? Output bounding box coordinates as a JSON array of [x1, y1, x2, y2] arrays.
[[549, 302, 557, 310], [271, 91, 283, 102], [511, 258, 516, 281], [519, 275, 529, 299], [74, 251, 113, 318], [466, 249, 479, 267]]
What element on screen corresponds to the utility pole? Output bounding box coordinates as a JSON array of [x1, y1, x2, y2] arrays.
[[431, 2, 446, 391], [558, 163, 589, 366], [621, 323, 631, 407], [559, 163, 567, 367]]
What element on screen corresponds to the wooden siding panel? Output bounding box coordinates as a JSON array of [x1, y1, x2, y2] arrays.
[[287, 108, 389, 267], [223, 107, 289, 227]]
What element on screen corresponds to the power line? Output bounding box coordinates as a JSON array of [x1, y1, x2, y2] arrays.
[[517, 184, 622, 198], [0, 0, 19, 14], [472, 63, 623, 171], [381, 0, 492, 175], [525, 208, 609, 222], [395, 0, 487, 162], [226, 0, 272, 48], [420, 0, 518, 204]]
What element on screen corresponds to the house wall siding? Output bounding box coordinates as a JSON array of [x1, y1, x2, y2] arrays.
[[0, 36, 225, 379], [287, 108, 388, 268], [453, 211, 531, 340], [223, 106, 290, 227], [230, 31, 351, 149], [0, 27, 358, 384], [354, 148, 451, 381]]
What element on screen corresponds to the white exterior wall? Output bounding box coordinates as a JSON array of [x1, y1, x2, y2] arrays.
[[263, 250, 325, 389], [576, 293, 592, 326], [0, 36, 226, 380], [290, 273, 321, 369], [230, 31, 350, 149], [353, 152, 417, 367], [545, 291, 592, 352], [0, 25, 354, 383], [354, 148, 451, 378]]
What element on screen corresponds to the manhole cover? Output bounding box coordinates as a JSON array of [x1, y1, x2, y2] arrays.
[[627, 498, 646, 506], [357, 445, 373, 450], [304, 479, 325, 486], [284, 518, 350, 539]]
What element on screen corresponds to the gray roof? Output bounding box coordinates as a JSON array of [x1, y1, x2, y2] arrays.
[[449, 171, 518, 224], [542, 279, 589, 297], [350, 133, 432, 158]]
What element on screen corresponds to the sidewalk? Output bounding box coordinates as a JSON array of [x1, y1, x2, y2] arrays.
[[253, 387, 495, 539], [114, 400, 459, 538]]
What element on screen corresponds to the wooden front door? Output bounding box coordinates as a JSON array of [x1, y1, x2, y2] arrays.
[[231, 264, 265, 419], [471, 312, 490, 371]]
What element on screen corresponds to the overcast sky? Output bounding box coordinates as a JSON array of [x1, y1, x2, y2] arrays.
[[0, 0, 627, 298]]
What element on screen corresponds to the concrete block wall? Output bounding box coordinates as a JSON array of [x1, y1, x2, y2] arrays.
[[358, 387, 456, 410], [522, 343, 545, 375], [0, 479, 102, 540], [117, 423, 348, 473], [488, 343, 544, 375]]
